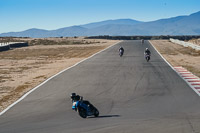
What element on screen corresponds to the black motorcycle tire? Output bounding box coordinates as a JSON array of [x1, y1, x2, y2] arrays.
[[94, 108, 99, 117], [78, 107, 87, 118], [146, 56, 150, 62]]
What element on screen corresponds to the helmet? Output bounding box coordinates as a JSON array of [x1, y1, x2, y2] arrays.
[[71, 93, 76, 98], [146, 48, 148, 50]]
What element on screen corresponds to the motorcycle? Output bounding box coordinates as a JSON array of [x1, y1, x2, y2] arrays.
[[119, 49, 124, 57], [71, 94, 99, 118], [141, 39, 144, 44], [145, 54, 150, 62]]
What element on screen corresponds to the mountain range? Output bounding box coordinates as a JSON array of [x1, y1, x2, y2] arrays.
[[0, 11, 200, 38]]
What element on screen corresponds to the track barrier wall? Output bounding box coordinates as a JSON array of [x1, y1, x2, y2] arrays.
[[0, 42, 28, 52], [170, 38, 200, 51]]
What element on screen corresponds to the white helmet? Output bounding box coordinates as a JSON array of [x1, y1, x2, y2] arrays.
[[146, 48, 148, 50]]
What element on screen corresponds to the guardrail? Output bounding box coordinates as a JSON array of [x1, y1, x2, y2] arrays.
[[0, 42, 28, 52], [0, 42, 9, 47], [170, 38, 200, 51]]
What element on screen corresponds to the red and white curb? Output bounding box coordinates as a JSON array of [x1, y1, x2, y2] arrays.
[[174, 66, 200, 96]]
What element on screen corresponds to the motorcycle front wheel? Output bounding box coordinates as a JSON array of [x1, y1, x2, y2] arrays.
[[78, 107, 87, 118], [94, 108, 99, 117]]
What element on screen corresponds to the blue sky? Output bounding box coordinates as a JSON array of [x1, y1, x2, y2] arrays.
[[0, 0, 199, 33]]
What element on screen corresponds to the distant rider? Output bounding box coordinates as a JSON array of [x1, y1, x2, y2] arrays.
[[71, 93, 82, 111], [144, 48, 151, 59], [144, 48, 151, 55], [119, 46, 124, 55], [141, 39, 144, 44]]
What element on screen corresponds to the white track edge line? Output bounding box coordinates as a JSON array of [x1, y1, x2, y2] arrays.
[[0, 41, 122, 116], [149, 41, 200, 97]]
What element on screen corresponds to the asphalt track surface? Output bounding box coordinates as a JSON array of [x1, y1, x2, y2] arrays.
[[0, 40, 200, 133]]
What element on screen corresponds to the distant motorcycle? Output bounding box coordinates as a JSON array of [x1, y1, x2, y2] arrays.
[[144, 48, 151, 62], [145, 54, 150, 62], [141, 39, 144, 44], [119, 49, 124, 57], [119, 47, 124, 57], [71, 93, 99, 118]]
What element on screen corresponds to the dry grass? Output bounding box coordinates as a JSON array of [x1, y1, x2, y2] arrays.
[[0, 76, 11, 83], [34, 75, 47, 79], [28, 38, 101, 46], [0, 46, 105, 60], [0, 37, 103, 46], [187, 38, 200, 46], [0, 84, 30, 106]]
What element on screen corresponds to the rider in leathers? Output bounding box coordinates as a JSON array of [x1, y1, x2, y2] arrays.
[[119, 47, 124, 55]]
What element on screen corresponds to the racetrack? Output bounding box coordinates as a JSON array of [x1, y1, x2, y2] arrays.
[[0, 40, 200, 133]]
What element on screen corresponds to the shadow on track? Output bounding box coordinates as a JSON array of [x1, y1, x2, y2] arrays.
[[88, 115, 120, 119]]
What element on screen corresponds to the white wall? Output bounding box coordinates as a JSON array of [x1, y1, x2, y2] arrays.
[[170, 38, 200, 51]]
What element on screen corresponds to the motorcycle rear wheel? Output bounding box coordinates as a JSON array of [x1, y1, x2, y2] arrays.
[[146, 57, 150, 62]]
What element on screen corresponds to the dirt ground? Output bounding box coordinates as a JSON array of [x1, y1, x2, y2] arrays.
[[150, 40, 200, 78], [0, 38, 119, 112]]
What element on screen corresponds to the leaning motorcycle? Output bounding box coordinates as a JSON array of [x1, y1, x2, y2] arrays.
[[71, 95, 99, 118]]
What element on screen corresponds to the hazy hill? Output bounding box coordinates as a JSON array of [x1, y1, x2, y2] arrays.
[[0, 26, 88, 38], [136, 11, 200, 35], [84, 24, 150, 36], [50, 26, 88, 37], [81, 19, 143, 29], [0, 11, 200, 37], [0, 28, 49, 38]]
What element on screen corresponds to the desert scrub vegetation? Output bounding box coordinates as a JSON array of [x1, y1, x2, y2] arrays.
[[187, 38, 200, 46], [28, 38, 101, 46], [0, 84, 30, 106], [86, 35, 200, 40], [0, 37, 102, 46], [0, 37, 27, 43]]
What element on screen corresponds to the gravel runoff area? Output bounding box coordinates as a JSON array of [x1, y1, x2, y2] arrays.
[[0, 38, 119, 112]]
